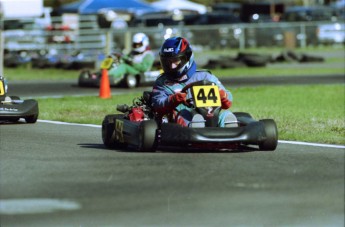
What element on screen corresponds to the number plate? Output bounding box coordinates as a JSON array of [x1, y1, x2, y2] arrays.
[[100, 57, 114, 69], [0, 80, 5, 96], [192, 85, 221, 108]]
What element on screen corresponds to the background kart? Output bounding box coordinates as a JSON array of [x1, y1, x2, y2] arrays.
[[102, 80, 278, 152], [0, 76, 39, 123], [78, 68, 161, 89], [78, 54, 161, 88]]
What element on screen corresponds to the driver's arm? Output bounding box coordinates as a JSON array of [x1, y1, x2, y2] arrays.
[[151, 85, 173, 115], [151, 78, 186, 115]]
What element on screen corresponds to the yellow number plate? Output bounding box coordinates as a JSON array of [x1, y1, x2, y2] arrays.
[[0, 81, 5, 96], [100, 58, 114, 69], [192, 85, 221, 108]]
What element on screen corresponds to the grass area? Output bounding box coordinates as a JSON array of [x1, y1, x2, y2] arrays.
[[212, 65, 344, 78], [4, 67, 78, 81], [36, 84, 345, 145]]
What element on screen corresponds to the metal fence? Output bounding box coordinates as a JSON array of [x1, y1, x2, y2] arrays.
[[3, 15, 345, 55]]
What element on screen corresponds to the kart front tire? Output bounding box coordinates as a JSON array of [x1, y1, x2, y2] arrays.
[[25, 101, 39, 123], [102, 114, 127, 149], [138, 120, 157, 152], [25, 114, 38, 123], [259, 119, 278, 151]]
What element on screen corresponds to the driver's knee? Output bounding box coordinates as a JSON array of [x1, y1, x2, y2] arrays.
[[176, 110, 205, 128]]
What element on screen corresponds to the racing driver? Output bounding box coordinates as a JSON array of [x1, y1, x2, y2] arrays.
[[151, 36, 237, 128], [108, 32, 155, 83]]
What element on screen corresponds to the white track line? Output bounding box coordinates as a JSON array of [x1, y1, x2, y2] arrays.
[[278, 140, 345, 149], [38, 119, 101, 128], [38, 119, 345, 149]]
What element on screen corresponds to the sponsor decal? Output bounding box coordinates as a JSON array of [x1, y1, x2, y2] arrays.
[[163, 48, 174, 52], [0, 107, 18, 112]]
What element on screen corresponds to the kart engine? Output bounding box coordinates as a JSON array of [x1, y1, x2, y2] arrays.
[[116, 92, 154, 122]]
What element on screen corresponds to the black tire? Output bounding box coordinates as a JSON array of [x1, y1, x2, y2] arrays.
[[25, 114, 38, 123], [25, 101, 39, 123], [138, 120, 157, 152], [80, 69, 91, 78], [102, 114, 127, 149], [124, 74, 137, 88], [234, 112, 254, 126], [78, 70, 91, 86], [259, 119, 278, 151], [237, 52, 270, 67]]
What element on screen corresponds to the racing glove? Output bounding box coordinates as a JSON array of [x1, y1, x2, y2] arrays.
[[169, 92, 187, 108], [219, 89, 232, 109]]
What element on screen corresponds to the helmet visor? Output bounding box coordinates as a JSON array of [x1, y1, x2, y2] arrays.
[[160, 55, 187, 74], [132, 42, 143, 49]]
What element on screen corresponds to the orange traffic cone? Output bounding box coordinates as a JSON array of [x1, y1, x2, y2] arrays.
[[99, 69, 111, 99]]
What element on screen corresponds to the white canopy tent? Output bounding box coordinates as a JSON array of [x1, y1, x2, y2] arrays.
[[151, 0, 207, 14]]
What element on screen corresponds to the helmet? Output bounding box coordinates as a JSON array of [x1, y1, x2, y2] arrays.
[[132, 33, 149, 53], [159, 37, 194, 79]]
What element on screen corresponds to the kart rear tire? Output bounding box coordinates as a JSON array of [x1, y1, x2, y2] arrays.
[[234, 112, 252, 119], [259, 119, 278, 151], [102, 114, 127, 149], [138, 120, 157, 152], [125, 74, 138, 88], [234, 112, 253, 126]]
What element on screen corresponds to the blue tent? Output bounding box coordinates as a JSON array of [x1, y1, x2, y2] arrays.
[[59, 0, 159, 15]]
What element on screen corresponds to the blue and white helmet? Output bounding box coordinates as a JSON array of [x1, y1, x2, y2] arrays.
[[159, 37, 194, 79]]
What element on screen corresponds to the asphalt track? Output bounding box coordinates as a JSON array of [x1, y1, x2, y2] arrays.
[[0, 121, 344, 226], [1, 75, 344, 226]]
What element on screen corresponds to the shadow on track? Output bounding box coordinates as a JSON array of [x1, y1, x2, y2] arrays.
[[78, 143, 259, 153]]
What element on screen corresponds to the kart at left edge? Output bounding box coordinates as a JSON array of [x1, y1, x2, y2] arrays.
[[0, 76, 39, 123]]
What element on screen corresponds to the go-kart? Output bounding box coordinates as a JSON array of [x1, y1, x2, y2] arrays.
[[0, 76, 39, 123], [78, 54, 161, 89], [102, 80, 278, 152]]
